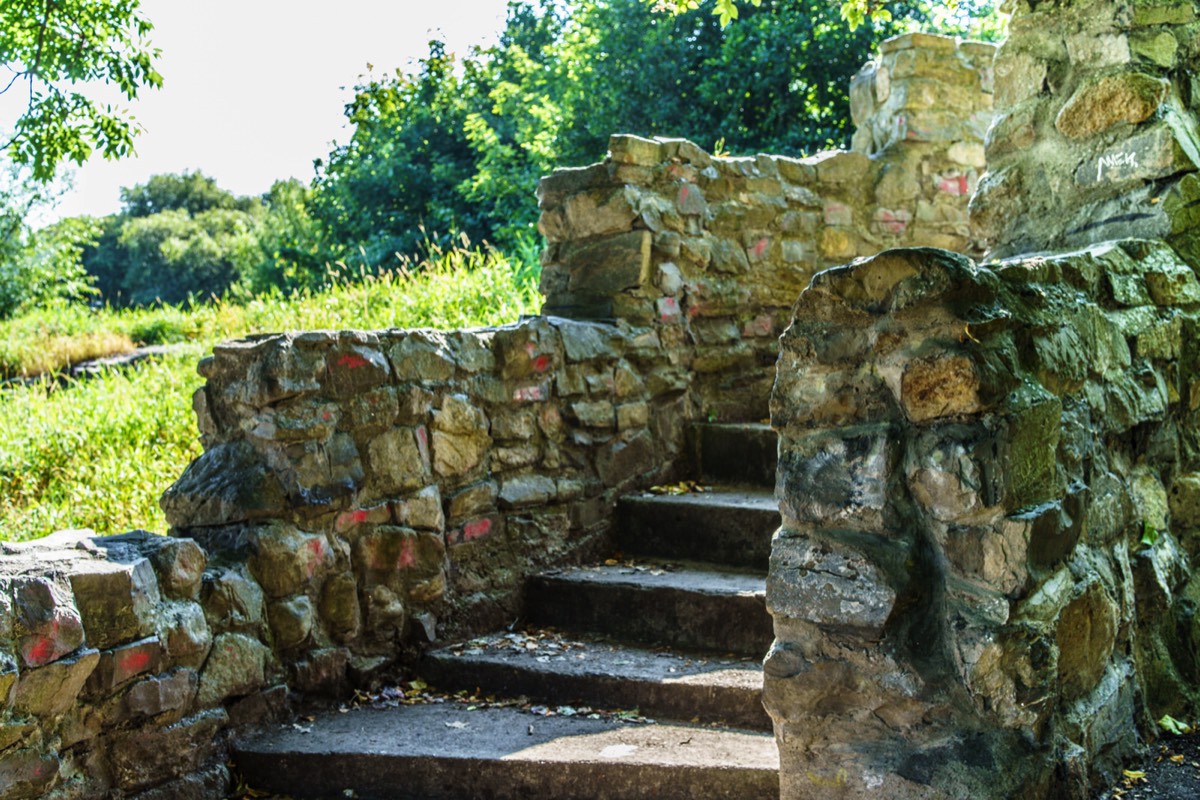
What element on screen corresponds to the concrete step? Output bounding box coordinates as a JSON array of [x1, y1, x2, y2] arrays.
[[233, 702, 779, 800], [422, 630, 770, 731], [688, 422, 777, 487], [525, 561, 772, 657], [615, 487, 778, 570]]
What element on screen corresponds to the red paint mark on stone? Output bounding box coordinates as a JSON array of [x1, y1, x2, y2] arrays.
[[322, 411, 333, 422], [937, 175, 970, 196], [679, 185, 690, 201], [118, 649, 154, 675], [23, 635, 56, 667], [336, 353, 370, 370], [304, 537, 329, 577], [687, 303, 702, 319], [524, 341, 537, 357], [742, 314, 774, 338], [416, 426, 428, 447], [398, 538, 416, 568], [462, 518, 492, 541], [657, 297, 681, 323], [532, 354, 551, 372], [751, 238, 769, 259]]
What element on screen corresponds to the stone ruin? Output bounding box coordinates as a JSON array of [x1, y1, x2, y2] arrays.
[[3, 2, 1200, 797]]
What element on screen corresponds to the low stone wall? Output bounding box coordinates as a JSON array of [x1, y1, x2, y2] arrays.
[[0, 316, 690, 798], [539, 33, 995, 420], [973, 0, 1200, 264], [765, 241, 1200, 798]]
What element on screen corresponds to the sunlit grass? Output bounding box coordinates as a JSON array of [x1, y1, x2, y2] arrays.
[[0, 245, 540, 541]]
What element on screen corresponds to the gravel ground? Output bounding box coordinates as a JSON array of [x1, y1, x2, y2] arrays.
[[1098, 734, 1200, 799]]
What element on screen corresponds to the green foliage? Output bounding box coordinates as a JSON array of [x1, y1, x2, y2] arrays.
[[119, 170, 256, 217], [0, 243, 540, 541], [1, 0, 163, 180]]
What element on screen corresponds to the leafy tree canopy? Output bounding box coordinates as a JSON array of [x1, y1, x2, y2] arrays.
[[1, 0, 163, 181]]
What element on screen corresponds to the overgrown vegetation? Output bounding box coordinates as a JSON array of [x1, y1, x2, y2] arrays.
[[0, 245, 539, 542]]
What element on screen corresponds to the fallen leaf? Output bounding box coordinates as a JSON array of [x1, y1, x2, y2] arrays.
[[445, 721, 469, 730]]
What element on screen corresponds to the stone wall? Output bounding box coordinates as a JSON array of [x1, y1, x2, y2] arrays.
[[539, 33, 995, 420], [765, 241, 1200, 798], [0, 317, 694, 798], [972, 0, 1200, 263]]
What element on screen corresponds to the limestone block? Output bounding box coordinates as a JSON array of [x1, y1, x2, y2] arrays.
[[291, 647, 350, 695], [323, 344, 391, 398], [393, 485, 445, 532], [777, 427, 894, 530], [85, 636, 163, 696], [247, 524, 333, 599], [161, 440, 287, 529], [0, 749, 60, 799], [675, 182, 708, 216], [608, 134, 664, 167], [595, 431, 657, 486], [536, 162, 609, 208], [767, 534, 896, 634], [109, 709, 228, 792], [1132, 30, 1179, 67], [333, 502, 392, 534], [1065, 32, 1131, 67], [1074, 124, 1190, 187], [1056, 584, 1119, 701], [563, 187, 637, 239], [195, 633, 269, 707], [363, 584, 407, 637], [570, 400, 615, 429], [124, 668, 199, 719], [12, 647, 99, 717], [267, 595, 314, 651], [390, 332, 458, 382], [710, 238, 750, 274], [498, 475, 558, 510], [9, 576, 84, 668], [1169, 472, 1200, 529], [354, 527, 445, 586], [243, 399, 339, 442], [291, 431, 364, 502], [367, 427, 431, 494], [1133, 0, 1196, 26], [559, 230, 652, 298], [214, 337, 323, 408], [815, 151, 871, 185], [1055, 72, 1168, 140], [448, 480, 499, 521], [201, 568, 265, 634], [69, 556, 160, 651], [145, 538, 206, 601], [156, 600, 212, 668], [900, 355, 984, 422], [318, 572, 361, 642], [994, 48, 1046, 109], [616, 402, 651, 431]]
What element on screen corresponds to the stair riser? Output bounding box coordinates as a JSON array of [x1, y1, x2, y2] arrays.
[[525, 578, 773, 657], [688, 424, 778, 487], [234, 751, 779, 800], [615, 497, 777, 569], [422, 654, 771, 731]]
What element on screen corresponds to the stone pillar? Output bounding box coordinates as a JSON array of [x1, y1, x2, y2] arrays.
[[972, 0, 1200, 264], [766, 237, 1200, 798]]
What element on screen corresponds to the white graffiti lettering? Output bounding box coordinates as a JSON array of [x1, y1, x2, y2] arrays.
[[1095, 150, 1138, 181]]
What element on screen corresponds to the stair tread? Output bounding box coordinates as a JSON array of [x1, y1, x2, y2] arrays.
[[620, 486, 778, 511], [537, 560, 765, 594], [238, 702, 775, 763], [234, 702, 778, 799], [427, 631, 762, 691]]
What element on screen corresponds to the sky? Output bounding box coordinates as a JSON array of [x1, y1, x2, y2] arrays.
[[41, 0, 514, 221]]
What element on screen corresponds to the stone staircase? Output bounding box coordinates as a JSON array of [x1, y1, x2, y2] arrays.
[[232, 422, 780, 799]]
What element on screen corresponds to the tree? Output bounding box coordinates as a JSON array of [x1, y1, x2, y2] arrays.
[[1, 0, 162, 181]]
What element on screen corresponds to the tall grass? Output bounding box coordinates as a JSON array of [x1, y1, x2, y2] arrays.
[[0, 245, 540, 541]]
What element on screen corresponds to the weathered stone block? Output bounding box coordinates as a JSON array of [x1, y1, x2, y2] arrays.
[[393, 485, 444, 531], [767, 534, 896, 634], [1056, 584, 1118, 701], [900, 354, 983, 422], [200, 568, 264, 634], [367, 427, 431, 494], [12, 647, 99, 717], [109, 709, 227, 792], [323, 345, 390, 397], [318, 572, 361, 642], [498, 474, 557, 509], [390, 331, 458, 383], [595, 431, 657, 487], [145, 538, 206, 601], [86, 636, 163, 696], [69, 556, 160, 651], [0, 748, 60, 799], [564, 187, 638, 238], [778, 427, 895, 530], [9, 577, 84, 668], [1055, 72, 1167, 140], [125, 668, 199, 720], [559, 231, 652, 299], [354, 527, 445, 586], [247, 524, 332, 599], [290, 431, 364, 503], [161, 441, 287, 529], [195, 633, 269, 707], [1169, 472, 1200, 530], [267, 595, 314, 650]]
